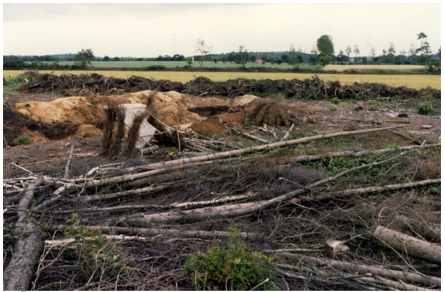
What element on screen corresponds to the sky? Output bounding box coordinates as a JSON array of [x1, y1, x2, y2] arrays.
[[2, 3, 442, 58]]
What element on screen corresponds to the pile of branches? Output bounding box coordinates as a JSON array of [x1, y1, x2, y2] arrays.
[[19, 73, 185, 96], [3, 125, 441, 290], [18, 73, 441, 100]]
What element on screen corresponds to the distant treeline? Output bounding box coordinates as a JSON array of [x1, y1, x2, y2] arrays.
[[3, 50, 440, 72]]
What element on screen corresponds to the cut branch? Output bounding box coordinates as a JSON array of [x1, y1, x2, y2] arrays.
[[277, 253, 441, 287]]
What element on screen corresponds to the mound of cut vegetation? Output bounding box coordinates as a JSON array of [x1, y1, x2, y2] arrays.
[[19, 73, 440, 100]]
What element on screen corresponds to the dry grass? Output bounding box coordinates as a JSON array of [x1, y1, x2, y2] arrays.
[[3, 70, 441, 90], [324, 64, 425, 71]]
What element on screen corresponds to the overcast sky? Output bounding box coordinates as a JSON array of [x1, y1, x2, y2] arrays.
[[3, 3, 442, 58]]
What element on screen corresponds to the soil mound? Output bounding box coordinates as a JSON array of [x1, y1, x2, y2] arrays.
[[4, 90, 260, 146]]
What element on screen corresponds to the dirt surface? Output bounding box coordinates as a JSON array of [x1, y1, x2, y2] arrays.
[[3, 82, 441, 291], [3, 90, 440, 179]]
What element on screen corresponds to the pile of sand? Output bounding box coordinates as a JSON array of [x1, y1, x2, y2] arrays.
[[10, 90, 260, 140]]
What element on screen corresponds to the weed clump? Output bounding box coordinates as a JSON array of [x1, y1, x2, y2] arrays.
[[417, 102, 434, 115], [64, 213, 127, 281], [13, 135, 32, 145], [181, 225, 277, 291]]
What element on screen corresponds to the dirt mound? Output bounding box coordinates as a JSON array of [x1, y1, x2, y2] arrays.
[[5, 90, 260, 146], [3, 103, 80, 146]]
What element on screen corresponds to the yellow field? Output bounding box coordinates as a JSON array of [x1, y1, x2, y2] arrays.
[[3, 70, 441, 90], [323, 64, 425, 71]]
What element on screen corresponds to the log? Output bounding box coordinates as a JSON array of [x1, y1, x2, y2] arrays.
[[119, 126, 400, 173], [371, 226, 441, 264], [3, 222, 45, 291], [52, 225, 263, 240], [4, 178, 48, 291], [277, 253, 441, 287]]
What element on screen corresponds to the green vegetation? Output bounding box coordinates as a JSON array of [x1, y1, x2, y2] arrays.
[[3, 75, 27, 92], [331, 98, 341, 104], [369, 101, 380, 111], [13, 136, 33, 145], [181, 225, 277, 291], [417, 102, 434, 115], [407, 131, 415, 138], [64, 213, 127, 281], [73, 49, 95, 69]]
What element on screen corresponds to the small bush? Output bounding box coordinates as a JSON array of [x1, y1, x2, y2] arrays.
[[329, 105, 337, 111], [331, 98, 341, 104], [13, 135, 32, 145], [181, 225, 277, 290], [417, 103, 434, 115], [64, 214, 127, 281]]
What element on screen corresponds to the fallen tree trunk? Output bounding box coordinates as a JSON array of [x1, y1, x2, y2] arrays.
[[4, 178, 48, 291], [371, 226, 441, 264], [277, 252, 441, 287], [52, 225, 263, 240], [115, 153, 436, 225], [120, 126, 400, 173], [3, 222, 45, 291]]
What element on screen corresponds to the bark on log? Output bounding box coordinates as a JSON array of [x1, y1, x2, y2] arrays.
[[3, 222, 45, 291], [4, 178, 50, 291], [52, 225, 263, 240], [371, 226, 441, 264], [277, 253, 441, 287], [120, 126, 399, 173]]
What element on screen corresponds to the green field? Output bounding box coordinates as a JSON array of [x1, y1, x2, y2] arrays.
[[3, 70, 440, 90], [32, 61, 429, 73], [33, 60, 322, 70]]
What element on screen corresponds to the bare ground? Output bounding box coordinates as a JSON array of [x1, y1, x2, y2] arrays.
[[3, 89, 441, 291]]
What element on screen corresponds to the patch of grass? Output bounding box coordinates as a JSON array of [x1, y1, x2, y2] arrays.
[[13, 135, 33, 145], [329, 105, 337, 111], [407, 131, 415, 138], [3, 75, 27, 92], [369, 101, 380, 111], [181, 224, 277, 291]]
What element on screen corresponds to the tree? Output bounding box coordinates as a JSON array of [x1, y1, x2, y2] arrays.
[[353, 45, 360, 62], [195, 39, 212, 68], [289, 44, 296, 60], [387, 43, 396, 64], [73, 49, 95, 69], [336, 50, 348, 63], [345, 45, 352, 61], [416, 32, 432, 70], [235, 46, 248, 68], [316, 35, 335, 57], [102, 56, 110, 61]]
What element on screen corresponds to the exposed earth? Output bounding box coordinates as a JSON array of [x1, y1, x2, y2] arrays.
[[3, 75, 441, 291], [3, 89, 440, 179]]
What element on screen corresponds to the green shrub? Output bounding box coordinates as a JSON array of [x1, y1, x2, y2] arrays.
[[13, 135, 32, 145], [331, 98, 341, 104], [181, 225, 277, 291], [64, 213, 127, 281], [329, 105, 337, 111], [417, 103, 434, 115]]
